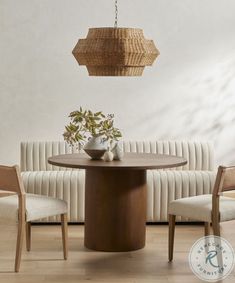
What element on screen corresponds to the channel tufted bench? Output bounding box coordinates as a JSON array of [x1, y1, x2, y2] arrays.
[[20, 141, 216, 222]]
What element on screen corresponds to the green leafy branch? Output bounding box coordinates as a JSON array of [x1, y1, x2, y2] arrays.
[[63, 107, 122, 147]]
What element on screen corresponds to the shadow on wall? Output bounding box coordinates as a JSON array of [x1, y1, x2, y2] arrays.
[[177, 54, 235, 165], [136, 53, 235, 165]]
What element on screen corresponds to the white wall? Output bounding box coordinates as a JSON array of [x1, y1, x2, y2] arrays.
[[0, 0, 235, 165]]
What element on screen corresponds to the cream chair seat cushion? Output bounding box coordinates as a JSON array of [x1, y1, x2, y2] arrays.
[[0, 194, 67, 223], [169, 195, 235, 222]]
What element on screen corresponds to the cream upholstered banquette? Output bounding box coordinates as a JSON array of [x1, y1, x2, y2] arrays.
[[20, 141, 216, 222]]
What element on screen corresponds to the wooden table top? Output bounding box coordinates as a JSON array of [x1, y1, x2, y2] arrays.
[[48, 153, 187, 170]]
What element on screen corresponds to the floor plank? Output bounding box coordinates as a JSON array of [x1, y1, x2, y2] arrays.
[[0, 222, 235, 282]]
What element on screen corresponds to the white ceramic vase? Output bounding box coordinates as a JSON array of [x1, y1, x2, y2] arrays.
[[83, 136, 107, 160], [103, 150, 114, 162], [111, 143, 124, 160], [84, 136, 107, 150]]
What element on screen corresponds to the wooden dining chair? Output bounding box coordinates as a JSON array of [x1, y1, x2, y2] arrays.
[[0, 165, 68, 272], [168, 165, 235, 261]]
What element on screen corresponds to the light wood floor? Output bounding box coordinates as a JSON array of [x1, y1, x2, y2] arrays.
[[0, 222, 235, 283]]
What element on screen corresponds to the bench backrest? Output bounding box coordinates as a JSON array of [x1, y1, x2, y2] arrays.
[[20, 141, 214, 171]]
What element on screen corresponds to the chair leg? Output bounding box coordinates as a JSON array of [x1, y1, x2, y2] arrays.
[[15, 220, 25, 272], [212, 220, 220, 236], [204, 222, 210, 236], [168, 214, 176, 262], [26, 222, 31, 251], [61, 213, 68, 260]]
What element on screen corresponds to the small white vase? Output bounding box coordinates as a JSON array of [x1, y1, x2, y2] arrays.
[[103, 150, 114, 162], [111, 143, 124, 160]]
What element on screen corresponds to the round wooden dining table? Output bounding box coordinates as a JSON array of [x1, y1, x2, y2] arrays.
[[48, 153, 187, 252]]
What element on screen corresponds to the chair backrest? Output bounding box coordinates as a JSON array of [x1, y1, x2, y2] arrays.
[[0, 165, 25, 195], [20, 141, 214, 172], [213, 166, 235, 196]]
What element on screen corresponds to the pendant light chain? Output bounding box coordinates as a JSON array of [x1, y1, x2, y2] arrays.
[[114, 0, 118, 28]]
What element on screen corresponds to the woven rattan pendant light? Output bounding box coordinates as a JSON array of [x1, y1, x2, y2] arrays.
[[72, 0, 160, 76]]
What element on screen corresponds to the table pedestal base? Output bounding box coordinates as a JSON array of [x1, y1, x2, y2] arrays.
[[84, 169, 147, 252]]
